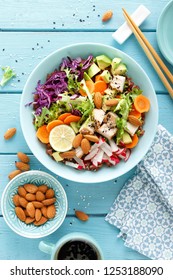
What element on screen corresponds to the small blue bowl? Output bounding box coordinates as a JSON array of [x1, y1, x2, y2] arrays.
[[1, 170, 68, 238]]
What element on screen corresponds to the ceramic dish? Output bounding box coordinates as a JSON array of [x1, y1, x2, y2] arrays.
[[1, 170, 68, 238], [157, 0, 173, 65], [20, 43, 158, 183]]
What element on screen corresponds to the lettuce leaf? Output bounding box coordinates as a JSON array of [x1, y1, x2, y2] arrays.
[[0, 66, 16, 87]]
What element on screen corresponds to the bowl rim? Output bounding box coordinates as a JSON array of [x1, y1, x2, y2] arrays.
[[1, 170, 68, 238], [20, 42, 158, 183]]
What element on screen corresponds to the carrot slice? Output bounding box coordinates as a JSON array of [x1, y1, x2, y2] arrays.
[[64, 115, 81, 124], [93, 80, 107, 95], [46, 120, 63, 132], [95, 74, 103, 82], [129, 104, 141, 118], [134, 95, 150, 113], [79, 80, 95, 96], [58, 112, 72, 121], [36, 125, 50, 144], [125, 134, 139, 149]]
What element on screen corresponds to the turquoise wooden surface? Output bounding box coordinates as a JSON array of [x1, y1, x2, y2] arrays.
[[0, 0, 172, 260]]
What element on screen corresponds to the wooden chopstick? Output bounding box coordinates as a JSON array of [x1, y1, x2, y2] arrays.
[[122, 8, 173, 98]]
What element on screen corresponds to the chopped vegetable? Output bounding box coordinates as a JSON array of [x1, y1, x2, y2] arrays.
[[134, 94, 150, 113], [36, 125, 50, 143], [93, 80, 107, 94], [64, 115, 81, 125], [125, 134, 139, 148], [0, 66, 16, 87], [46, 120, 63, 132]]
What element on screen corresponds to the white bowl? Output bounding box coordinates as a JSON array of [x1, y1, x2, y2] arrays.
[[20, 43, 158, 183]]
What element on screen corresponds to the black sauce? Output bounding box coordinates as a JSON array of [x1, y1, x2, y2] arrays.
[[57, 240, 98, 260]]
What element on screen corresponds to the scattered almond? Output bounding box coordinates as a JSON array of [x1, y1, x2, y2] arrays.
[[36, 191, 45, 201], [128, 115, 142, 126], [24, 184, 38, 193], [34, 216, 48, 226], [17, 152, 30, 163], [26, 193, 36, 201], [42, 198, 56, 206], [15, 207, 26, 222], [41, 206, 48, 217], [18, 197, 28, 208], [15, 161, 30, 171], [26, 202, 35, 218], [94, 92, 102, 109], [102, 10, 113, 22], [35, 209, 42, 222], [32, 201, 44, 208], [45, 189, 55, 199], [59, 150, 76, 159], [84, 134, 99, 143], [47, 205, 56, 219], [25, 217, 35, 224], [105, 99, 119, 106], [13, 194, 20, 207], [38, 185, 48, 193], [4, 128, 16, 140], [81, 138, 91, 154], [8, 170, 22, 180], [72, 134, 83, 148], [18, 186, 27, 198], [75, 210, 89, 221]]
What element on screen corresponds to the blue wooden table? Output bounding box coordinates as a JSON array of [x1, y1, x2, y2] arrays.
[[0, 0, 173, 260]]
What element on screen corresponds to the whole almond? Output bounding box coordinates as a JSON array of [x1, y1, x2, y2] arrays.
[[81, 138, 91, 154], [17, 152, 30, 163], [59, 150, 76, 159], [34, 216, 48, 226], [75, 210, 89, 221], [24, 184, 38, 193], [38, 185, 48, 193], [18, 186, 27, 198], [26, 202, 35, 218], [102, 10, 113, 22], [24, 208, 30, 217], [32, 201, 44, 208], [36, 191, 45, 201], [105, 99, 119, 106], [47, 205, 56, 219], [13, 194, 20, 206], [42, 198, 56, 206], [25, 217, 35, 224], [15, 207, 26, 222], [94, 92, 102, 109], [41, 206, 48, 217], [8, 170, 22, 180], [45, 189, 55, 199], [26, 193, 36, 201], [15, 162, 30, 171], [128, 115, 142, 126], [35, 209, 42, 222], [18, 197, 28, 208], [72, 134, 83, 148], [4, 128, 16, 140], [84, 134, 99, 143]]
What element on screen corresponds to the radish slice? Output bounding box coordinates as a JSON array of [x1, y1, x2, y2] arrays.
[[109, 139, 119, 152], [124, 148, 131, 162], [75, 146, 84, 158], [110, 155, 120, 164], [65, 161, 82, 169], [84, 147, 99, 161], [115, 148, 126, 156], [74, 156, 85, 168], [100, 142, 112, 157], [91, 149, 104, 167]]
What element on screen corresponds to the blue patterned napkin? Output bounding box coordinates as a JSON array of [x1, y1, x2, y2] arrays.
[[105, 125, 173, 260]]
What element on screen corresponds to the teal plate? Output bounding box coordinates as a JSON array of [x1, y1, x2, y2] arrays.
[[157, 0, 173, 65]]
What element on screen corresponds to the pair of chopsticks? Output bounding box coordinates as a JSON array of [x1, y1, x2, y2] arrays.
[[122, 8, 173, 98]]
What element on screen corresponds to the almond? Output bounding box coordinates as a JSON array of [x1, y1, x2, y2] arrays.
[[15, 162, 30, 171], [45, 189, 55, 199], [128, 115, 142, 126], [35, 209, 42, 222], [13, 194, 20, 206], [72, 134, 83, 148], [15, 207, 26, 222], [34, 216, 48, 226], [94, 92, 102, 109], [25, 193, 36, 201], [102, 10, 113, 22], [26, 202, 35, 218], [84, 134, 99, 143], [38, 185, 48, 193], [25, 217, 35, 224], [8, 170, 22, 180], [17, 152, 30, 163], [105, 99, 119, 106], [59, 150, 76, 159], [42, 198, 56, 206], [36, 191, 45, 201], [18, 186, 27, 198], [75, 210, 89, 221], [4, 128, 16, 140], [47, 205, 56, 219], [32, 201, 44, 208], [18, 197, 28, 208], [81, 138, 91, 154], [24, 208, 30, 217], [41, 206, 48, 217], [24, 184, 38, 193]]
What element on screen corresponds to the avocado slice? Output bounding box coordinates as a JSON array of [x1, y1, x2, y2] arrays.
[[70, 122, 79, 134], [52, 152, 63, 162], [122, 132, 132, 144], [111, 57, 122, 71], [84, 72, 92, 81], [100, 70, 112, 83], [87, 63, 100, 78], [111, 63, 127, 75], [96, 55, 112, 70]]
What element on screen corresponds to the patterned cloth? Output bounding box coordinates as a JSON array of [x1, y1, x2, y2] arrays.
[[105, 125, 173, 260]]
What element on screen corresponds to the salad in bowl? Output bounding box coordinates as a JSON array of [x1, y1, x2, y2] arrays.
[[21, 43, 158, 183]]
